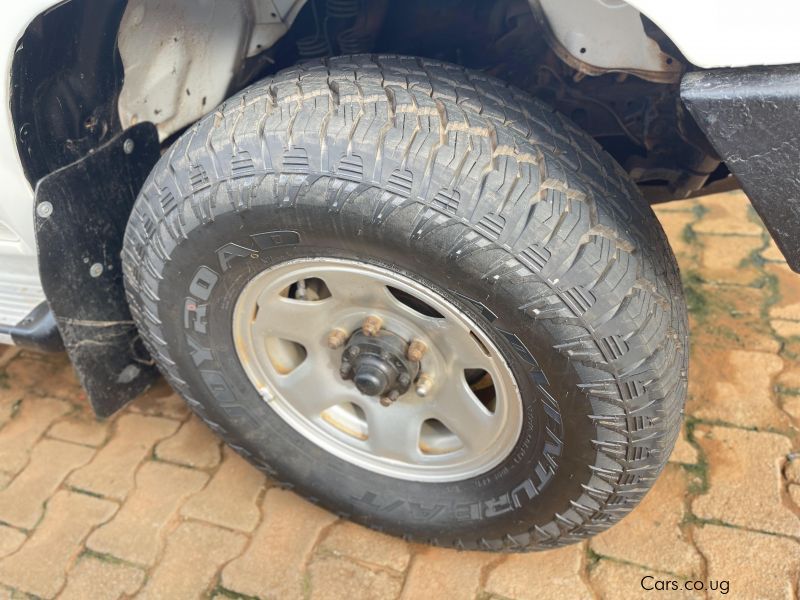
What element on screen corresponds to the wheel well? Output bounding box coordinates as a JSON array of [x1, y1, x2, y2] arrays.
[[11, 0, 725, 199]]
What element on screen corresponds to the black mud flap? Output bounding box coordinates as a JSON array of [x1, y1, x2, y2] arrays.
[[682, 66, 800, 272], [34, 123, 161, 417]]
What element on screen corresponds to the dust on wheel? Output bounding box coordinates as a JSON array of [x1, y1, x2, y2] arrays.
[[123, 55, 688, 551]]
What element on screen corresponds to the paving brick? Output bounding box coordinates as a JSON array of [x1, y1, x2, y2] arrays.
[[87, 461, 207, 565], [591, 465, 702, 576], [400, 547, 494, 599], [762, 237, 785, 262], [139, 521, 246, 599], [128, 379, 190, 419], [222, 488, 337, 598], [786, 458, 800, 484], [689, 350, 788, 430], [155, 414, 221, 469], [783, 396, 800, 422], [319, 521, 411, 572], [589, 560, 704, 599], [181, 445, 265, 531], [67, 413, 179, 500], [790, 483, 800, 507], [0, 526, 26, 559], [692, 425, 800, 537], [48, 416, 110, 447], [0, 439, 94, 529], [0, 396, 70, 475], [669, 424, 698, 464], [308, 555, 403, 600], [694, 524, 800, 599], [484, 542, 592, 600], [772, 319, 800, 338], [6, 355, 83, 401], [0, 490, 116, 598], [691, 192, 763, 236], [59, 556, 145, 600], [654, 210, 697, 262], [698, 235, 763, 285], [767, 262, 800, 321]]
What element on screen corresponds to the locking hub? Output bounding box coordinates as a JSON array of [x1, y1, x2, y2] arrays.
[[339, 330, 419, 403]]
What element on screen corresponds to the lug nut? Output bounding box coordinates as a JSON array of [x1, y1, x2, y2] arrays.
[[380, 390, 400, 407], [362, 315, 383, 337], [327, 328, 348, 349], [339, 361, 353, 380], [406, 339, 427, 362], [415, 374, 434, 398]]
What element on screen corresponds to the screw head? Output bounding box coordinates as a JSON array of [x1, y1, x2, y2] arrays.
[[398, 373, 411, 387], [327, 328, 348, 349], [36, 202, 53, 219], [123, 138, 135, 154], [89, 263, 104, 278]]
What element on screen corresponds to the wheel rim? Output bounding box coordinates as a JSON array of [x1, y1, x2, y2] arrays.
[[232, 258, 523, 483]]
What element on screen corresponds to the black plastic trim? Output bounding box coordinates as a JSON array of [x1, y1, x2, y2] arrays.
[[0, 302, 64, 353], [682, 65, 800, 272]]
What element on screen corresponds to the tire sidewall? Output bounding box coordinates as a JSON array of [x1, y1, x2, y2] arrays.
[[156, 181, 597, 544]]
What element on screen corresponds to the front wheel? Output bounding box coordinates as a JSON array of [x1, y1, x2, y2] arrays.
[[122, 55, 688, 551]]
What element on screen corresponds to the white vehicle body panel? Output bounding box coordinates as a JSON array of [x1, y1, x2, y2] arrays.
[[628, 0, 800, 69], [0, 0, 797, 333]]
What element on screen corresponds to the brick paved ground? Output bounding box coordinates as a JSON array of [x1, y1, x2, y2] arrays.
[[0, 189, 798, 599]]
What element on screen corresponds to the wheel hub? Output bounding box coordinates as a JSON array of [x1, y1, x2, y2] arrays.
[[339, 330, 420, 404], [231, 258, 523, 482]]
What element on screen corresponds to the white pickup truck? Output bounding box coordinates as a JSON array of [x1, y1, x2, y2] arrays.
[[1, 0, 797, 551]]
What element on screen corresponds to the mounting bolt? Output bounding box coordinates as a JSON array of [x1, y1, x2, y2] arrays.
[[89, 263, 104, 278], [407, 339, 427, 362], [123, 138, 135, 155], [36, 202, 53, 219], [398, 373, 411, 387], [380, 390, 400, 407], [339, 361, 353, 380], [327, 328, 348, 349], [415, 374, 434, 398], [362, 315, 383, 337]]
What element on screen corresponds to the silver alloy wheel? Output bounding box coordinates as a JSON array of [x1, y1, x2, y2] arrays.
[[232, 258, 522, 483]]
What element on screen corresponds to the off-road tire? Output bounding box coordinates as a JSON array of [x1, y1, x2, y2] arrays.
[[122, 55, 688, 551]]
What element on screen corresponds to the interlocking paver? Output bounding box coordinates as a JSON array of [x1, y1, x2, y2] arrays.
[[400, 548, 494, 599], [59, 556, 145, 600], [0, 396, 70, 475], [67, 413, 179, 500], [0, 525, 26, 559], [222, 488, 337, 599], [86, 461, 208, 565], [155, 414, 221, 469], [128, 379, 191, 420], [0, 490, 116, 598], [694, 523, 800, 599], [0, 438, 94, 529], [48, 416, 110, 447], [692, 425, 800, 537], [592, 464, 702, 576], [589, 560, 704, 599], [139, 521, 246, 599], [181, 445, 265, 531], [319, 521, 411, 572], [689, 349, 789, 429], [308, 555, 403, 600], [484, 543, 593, 600]]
